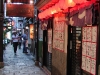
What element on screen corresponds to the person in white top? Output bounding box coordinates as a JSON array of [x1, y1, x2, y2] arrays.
[[12, 31, 19, 55]]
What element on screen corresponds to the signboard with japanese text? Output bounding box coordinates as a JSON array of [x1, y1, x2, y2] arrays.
[[6, 4, 34, 17], [30, 24, 34, 39], [82, 26, 97, 75], [53, 13, 67, 52], [48, 29, 52, 53]]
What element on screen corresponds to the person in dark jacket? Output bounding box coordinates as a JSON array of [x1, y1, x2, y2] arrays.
[[22, 30, 28, 53]]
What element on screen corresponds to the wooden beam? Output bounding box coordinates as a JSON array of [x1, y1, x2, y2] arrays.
[[35, 0, 51, 10]]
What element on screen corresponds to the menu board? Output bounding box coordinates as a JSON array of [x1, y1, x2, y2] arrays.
[[53, 14, 66, 52], [82, 26, 97, 75], [48, 29, 52, 53]]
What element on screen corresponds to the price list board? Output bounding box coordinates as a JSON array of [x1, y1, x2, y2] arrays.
[[48, 29, 52, 53], [53, 20, 65, 52], [82, 26, 97, 75]]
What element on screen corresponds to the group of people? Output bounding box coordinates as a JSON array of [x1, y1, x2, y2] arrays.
[[12, 30, 28, 55]]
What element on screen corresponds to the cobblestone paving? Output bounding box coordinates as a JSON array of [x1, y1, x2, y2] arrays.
[[0, 44, 47, 75]]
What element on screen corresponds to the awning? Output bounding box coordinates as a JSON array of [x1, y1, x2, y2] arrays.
[[35, 0, 59, 11]]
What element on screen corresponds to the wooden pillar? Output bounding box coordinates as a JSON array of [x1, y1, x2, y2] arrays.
[[35, 10, 39, 66], [0, 0, 4, 68]]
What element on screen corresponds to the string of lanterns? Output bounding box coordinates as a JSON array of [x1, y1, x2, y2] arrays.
[[38, 0, 95, 20]]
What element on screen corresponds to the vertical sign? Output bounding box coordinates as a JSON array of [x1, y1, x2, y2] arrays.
[[48, 29, 52, 53], [30, 24, 34, 39], [53, 13, 66, 52]]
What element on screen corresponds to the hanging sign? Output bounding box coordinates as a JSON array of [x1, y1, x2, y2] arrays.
[[30, 24, 34, 39], [6, 4, 34, 17], [48, 29, 52, 53]]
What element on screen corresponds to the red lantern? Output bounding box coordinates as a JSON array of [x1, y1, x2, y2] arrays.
[[58, 0, 76, 10], [66, 0, 76, 7], [73, 0, 87, 4], [47, 8, 51, 17], [38, 13, 42, 19], [91, 0, 96, 3], [42, 12, 45, 19], [58, 0, 66, 9], [50, 6, 57, 14], [54, 3, 61, 12]]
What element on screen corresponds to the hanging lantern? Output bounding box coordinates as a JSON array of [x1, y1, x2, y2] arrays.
[[58, 0, 76, 10], [38, 13, 42, 19], [45, 9, 48, 17], [55, 3, 61, 12], [66, 0, 76, 7], [58, 0, 67, 10], [47, 8, 51, 17], [50, 6, 57, 15], [43, 10, 46, 18], [42, 11, 45, 19], [73, 0, 87, 4], [48, 8, 52, 15]]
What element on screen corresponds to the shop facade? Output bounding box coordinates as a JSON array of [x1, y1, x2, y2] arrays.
[[35, 0, 100, 75]]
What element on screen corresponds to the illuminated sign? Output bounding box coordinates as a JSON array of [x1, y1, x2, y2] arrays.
[[30, 24, 34, 39], [6, 4, 34, 17]]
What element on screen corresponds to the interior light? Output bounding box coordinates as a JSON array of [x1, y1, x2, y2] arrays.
[[26, 26, 29, 29], [30, 0, 34, 4], [7, 0, 11, 3]]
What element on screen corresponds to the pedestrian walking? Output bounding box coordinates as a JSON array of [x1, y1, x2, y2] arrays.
[[18, 31, 22, 49], [22, 30, 28, 53], [12, 31, 19, 55]]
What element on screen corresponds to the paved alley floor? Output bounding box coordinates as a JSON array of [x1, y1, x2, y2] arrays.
[[0, 43, 47, 75]]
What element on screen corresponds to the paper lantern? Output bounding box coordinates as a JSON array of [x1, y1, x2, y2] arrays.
[[58, 0, 69, 10], [38, 13, 42, 19], [47, 8, 51, 16], [73, 0, 87, 4], [66, 0, 76, 7], [58, 0, 76, 10], [54, 3, 61, 12], [50, 6, 57, 14]]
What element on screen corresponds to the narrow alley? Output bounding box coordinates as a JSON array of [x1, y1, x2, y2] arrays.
[[0, 43, 47, 75]]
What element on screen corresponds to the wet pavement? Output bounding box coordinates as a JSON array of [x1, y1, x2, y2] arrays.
[[0, 43, 47, 75]]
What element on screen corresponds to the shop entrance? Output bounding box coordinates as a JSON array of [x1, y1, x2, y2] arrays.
[[67, 26, 82, 75], [43, 30, 48, 67]]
